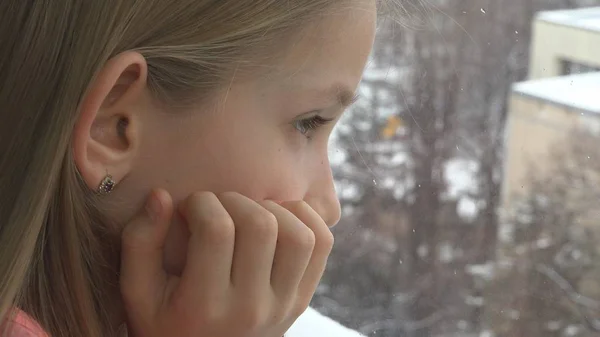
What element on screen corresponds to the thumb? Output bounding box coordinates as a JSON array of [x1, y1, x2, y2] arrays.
[[120, 188, 173, 311]]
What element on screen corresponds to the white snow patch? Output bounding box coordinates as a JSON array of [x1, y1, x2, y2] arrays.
[[465, 262, 495, 281], [362, 64, 404, 83], [329, 146, 347, 165], [465, 295, 484, 307], [508, 310, 520, 320], [512, 72, 600, 114], [439, 243, 455, 263], [535, 236, 552, 249], [546, 320, 561, 331], [457, 198, 479, 221], [565, 324, 582, 336], [499, 222, 515, 243], [444, 159, 479, 220], [444, 159, 479, 199], [336, 182, 360, 201], [537, 7, 600, 33], [479, 329, 495, 337], [417, 244, 429, 258], [286, 307, 366, 337]]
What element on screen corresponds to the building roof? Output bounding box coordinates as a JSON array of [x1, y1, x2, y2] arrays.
[[512, 72, 600, 114], [537, 7, 600, 33]]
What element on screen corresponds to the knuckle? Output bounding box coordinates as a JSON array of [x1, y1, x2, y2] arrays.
[[315, 226, 335, 252], [204, 215, 235, 243], [219, 191, 241, 200], [184, 192, 235, 243], [248, 210, 278, 240], [281, 200, 305, 213], [185, 191, 215, 209], [291, 227, 316, 251], [183, 191, 215, 220]]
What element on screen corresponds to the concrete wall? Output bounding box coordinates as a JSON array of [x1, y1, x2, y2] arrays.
[[529, 20, 600, 79], [502, 94, 586, 210]]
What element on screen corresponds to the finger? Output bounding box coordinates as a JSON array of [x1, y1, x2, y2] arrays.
[[259, 201, 314, 303], [176, 192, 235, 307], [218, 192, 278, 294], [279, 201, 334, 309], [120, 189, 173, 315]]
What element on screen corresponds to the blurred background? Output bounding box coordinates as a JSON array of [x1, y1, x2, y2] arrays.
[[312, 1, 600, 336]]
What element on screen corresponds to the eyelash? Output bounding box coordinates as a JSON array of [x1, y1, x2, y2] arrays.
[[293, 115, 335, 138]]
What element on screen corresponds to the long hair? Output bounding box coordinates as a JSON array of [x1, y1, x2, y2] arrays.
[[0, 1, 402, 336]]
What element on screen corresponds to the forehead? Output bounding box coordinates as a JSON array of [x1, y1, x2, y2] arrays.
[[266, 1, 377, 95]]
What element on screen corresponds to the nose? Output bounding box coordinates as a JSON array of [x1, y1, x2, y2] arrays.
[[304, 159, 341, 228]]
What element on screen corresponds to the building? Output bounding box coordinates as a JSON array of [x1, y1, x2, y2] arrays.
[[529, 7, 600, 79], [502, 7, 600, 212], [502, 72, 600, 208]]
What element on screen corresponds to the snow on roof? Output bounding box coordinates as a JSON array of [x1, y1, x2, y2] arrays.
[[537, 7, 600, 33], [512, 72, 600, 114]]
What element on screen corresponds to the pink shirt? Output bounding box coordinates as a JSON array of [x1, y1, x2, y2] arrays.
[[2, 310, 48, 337]]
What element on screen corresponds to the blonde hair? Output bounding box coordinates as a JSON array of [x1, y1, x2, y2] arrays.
[[0, 1, 401, 336]]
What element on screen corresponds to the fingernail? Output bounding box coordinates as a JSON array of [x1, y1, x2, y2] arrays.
[[145, 190, 162, 221]]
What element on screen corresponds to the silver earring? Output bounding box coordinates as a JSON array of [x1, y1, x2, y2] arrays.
[[98, 174, 116, 194]]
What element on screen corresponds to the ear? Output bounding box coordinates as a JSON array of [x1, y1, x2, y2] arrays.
[[72, 51, 148, 193]]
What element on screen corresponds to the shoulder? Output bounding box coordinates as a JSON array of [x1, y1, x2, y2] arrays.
[[2, 310, 49, 337], [285, 307, 365, 337]]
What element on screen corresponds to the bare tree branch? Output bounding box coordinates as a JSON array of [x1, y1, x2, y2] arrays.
[[536, 264, 600, 332]]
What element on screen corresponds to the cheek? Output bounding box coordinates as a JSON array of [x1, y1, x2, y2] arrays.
[[199, 136, 308, 200], [251, 149, 309, 200], [161, 151, 309, 275]]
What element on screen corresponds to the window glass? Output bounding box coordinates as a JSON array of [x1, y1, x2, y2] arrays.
[[314, 2, 600, 337]]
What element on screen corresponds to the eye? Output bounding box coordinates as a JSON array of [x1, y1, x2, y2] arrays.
[[293, 115, 335, 138]]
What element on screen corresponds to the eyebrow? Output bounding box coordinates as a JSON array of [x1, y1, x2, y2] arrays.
[[326, 84, 361, 108]]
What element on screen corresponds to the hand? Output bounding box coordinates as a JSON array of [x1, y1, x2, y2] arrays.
[[119, 189, 334, 337]]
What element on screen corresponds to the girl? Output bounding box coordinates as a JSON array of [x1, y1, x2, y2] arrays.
[[0, 0, 386, 336]]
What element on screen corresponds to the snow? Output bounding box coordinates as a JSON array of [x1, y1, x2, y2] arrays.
[[564, 324, 582, 336], [380, 177, 396, 189], [545, 320, 561, 331], [362, 62, 404, 83], [417, 244, 429, 258], [444, 159, 480, 220], [537, 7, 600, 33], [335, 182, 360, 201], [444, 159, 478, 199], [512, 72, 600, 114], [465, 295, 484, 307], [479, 330, 495, 337], [465, 263, 495, 281], [439, 243, 455, 263], [457, 198, 478, 221], [328, 147, 347, 166], [286, 307, 366, 337], [499, 223, 515, 243], [507, 310, 520, 320], [535, 236, 552, 249]]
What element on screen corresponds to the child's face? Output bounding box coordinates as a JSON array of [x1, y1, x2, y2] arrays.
[[123, 2, 376, 273]]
